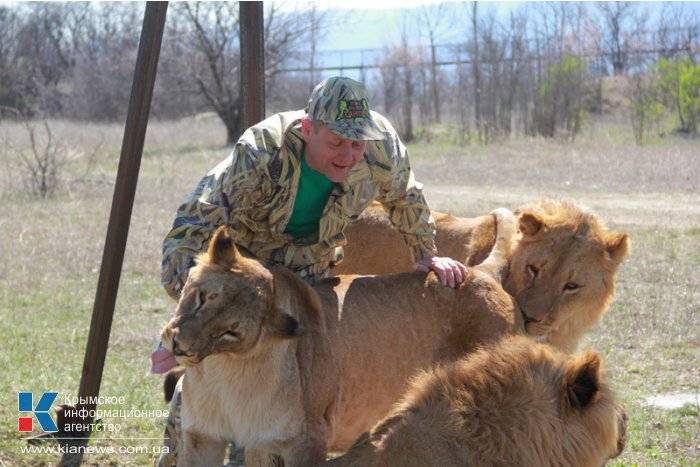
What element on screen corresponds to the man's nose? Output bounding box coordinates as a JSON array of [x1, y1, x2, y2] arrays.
[[337, 145, 354, 161]]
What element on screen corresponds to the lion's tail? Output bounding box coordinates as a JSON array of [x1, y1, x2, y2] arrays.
[[474, 208, 516, 283]]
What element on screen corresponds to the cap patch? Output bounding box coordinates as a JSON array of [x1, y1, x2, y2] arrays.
[[337, 99, 370, 120]]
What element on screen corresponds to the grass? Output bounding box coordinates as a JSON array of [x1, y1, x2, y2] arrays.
[[0, 116, 698, 465]]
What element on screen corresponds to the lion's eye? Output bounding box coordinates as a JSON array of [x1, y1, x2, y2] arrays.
[[527, 264, 539, 277], [563, 282, 579, 292]]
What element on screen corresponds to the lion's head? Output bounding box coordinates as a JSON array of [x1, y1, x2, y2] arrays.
[[507, 199, 630, 351], [160, 226, 304, 367]]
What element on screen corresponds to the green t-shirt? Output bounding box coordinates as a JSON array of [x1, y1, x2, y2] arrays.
[[284, 154, 336, 239]]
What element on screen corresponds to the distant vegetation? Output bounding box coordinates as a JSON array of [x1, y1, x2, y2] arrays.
[[0, 1, 697, 149]]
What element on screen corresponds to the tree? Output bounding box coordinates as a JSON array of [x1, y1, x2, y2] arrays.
[[596, 1, 636, 75], [415, 3, 452, 124], [0, 3, 142, 121], [534, 55, 589, 141], [67, 2, 142, 120], [165, 3, 325, 144], [627, 72, 664, 145], [470, 2, 482, 142], [656, 57, 700, 134], [165, 3, 242, 144], [0, 6, 37, 117], [655, 2, 698, 62], [13, 3, 92, 114]]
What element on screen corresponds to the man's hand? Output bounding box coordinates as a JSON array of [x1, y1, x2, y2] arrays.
[[413, 256, 468, 288]]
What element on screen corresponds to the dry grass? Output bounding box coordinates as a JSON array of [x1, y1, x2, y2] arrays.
[[0, 117, 698, 465]]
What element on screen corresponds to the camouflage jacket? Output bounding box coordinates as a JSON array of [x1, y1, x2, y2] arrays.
[[161, 110, 437, 300]]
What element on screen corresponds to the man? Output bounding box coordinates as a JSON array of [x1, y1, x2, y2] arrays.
[[155, 76, 467, 466], [161, 76, 466, 297]]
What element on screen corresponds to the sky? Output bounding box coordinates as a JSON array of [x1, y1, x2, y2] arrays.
[[292, 0, 700, 82], [311, 1, 700, 52], [297, 1, 527, 82], [316, 1, 470, 51]]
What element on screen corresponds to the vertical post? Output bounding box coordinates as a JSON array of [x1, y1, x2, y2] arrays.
[[63, 3, 168, 459], [62, 3, 167, 463], [240, 1, 265, 128]]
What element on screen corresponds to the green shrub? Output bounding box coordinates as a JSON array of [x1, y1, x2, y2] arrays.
[[627, 73, 666, 145], [533, 55, 590, 141], [655, 57, 700, 134]]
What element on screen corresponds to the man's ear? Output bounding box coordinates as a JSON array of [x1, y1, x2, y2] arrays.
[[208, 225, 242, 269], [301, 117, 313, 142]]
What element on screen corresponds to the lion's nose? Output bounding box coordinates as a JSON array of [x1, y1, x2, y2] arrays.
[[518, 305, 532, 323], [171, 335, 189, 357]]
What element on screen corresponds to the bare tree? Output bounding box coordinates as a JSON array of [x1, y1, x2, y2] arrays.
[[0, 6, 38, 117], [505, 10, 530, 135], [377, 51, 401, 119], [470, 2, 482, 142], [68, 2, 142, 120], [167, 3, 242, 144], [398, 12, 417, 142], [0, 2, 143, 121], [627, 72, 663, 145], [415, 3, 452, 124], [308, 3, 320, 92], [13, 119, 70, 198], [164, 3, 325, 144], [14, 5, 66, 113], [655, 2, 699, 62], [597, 1, 636, 75]]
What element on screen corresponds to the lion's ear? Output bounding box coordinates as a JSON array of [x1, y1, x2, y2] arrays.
[[518, 212, 544, 237], [605, 232, 630, 264], [208, 225, 242, 269], [268, 310, 304, 339], [565, 351, 601, 409]]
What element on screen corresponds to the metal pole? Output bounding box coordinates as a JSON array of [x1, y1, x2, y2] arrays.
[[240, 1, 265, 128], [61, 4, 168, 465]]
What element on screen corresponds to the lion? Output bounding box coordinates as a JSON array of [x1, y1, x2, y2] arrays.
[[160, 209, 523, 466], [322, 335, 627, 467], [334, 198, 630, 352]]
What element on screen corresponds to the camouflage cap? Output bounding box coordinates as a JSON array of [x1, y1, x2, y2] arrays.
[[306, 76, 385, 141]]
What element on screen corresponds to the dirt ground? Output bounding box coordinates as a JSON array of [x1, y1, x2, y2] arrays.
[[408, 130, 700, 231]]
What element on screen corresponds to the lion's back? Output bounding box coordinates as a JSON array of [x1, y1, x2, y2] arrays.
[[335, 202, 490, 275]]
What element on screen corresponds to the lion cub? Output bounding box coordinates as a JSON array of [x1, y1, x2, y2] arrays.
[[336, 198, 630, 353], [324, 336, 627, 467]]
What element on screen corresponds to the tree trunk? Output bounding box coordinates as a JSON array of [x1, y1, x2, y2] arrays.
[[221, 101, 242, 145], [430, 40, 440, 123], [471, 2, 481, 143], [403, 68, 414, 142]]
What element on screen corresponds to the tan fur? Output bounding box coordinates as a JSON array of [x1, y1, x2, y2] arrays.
[[160, 212, 522, 467], [333, 206, 491, 275], [336, 198, 630, 352], [323, 336, 627, 467]]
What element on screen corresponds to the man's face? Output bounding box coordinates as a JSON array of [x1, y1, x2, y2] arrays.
[[301, 119, 366, 182]]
